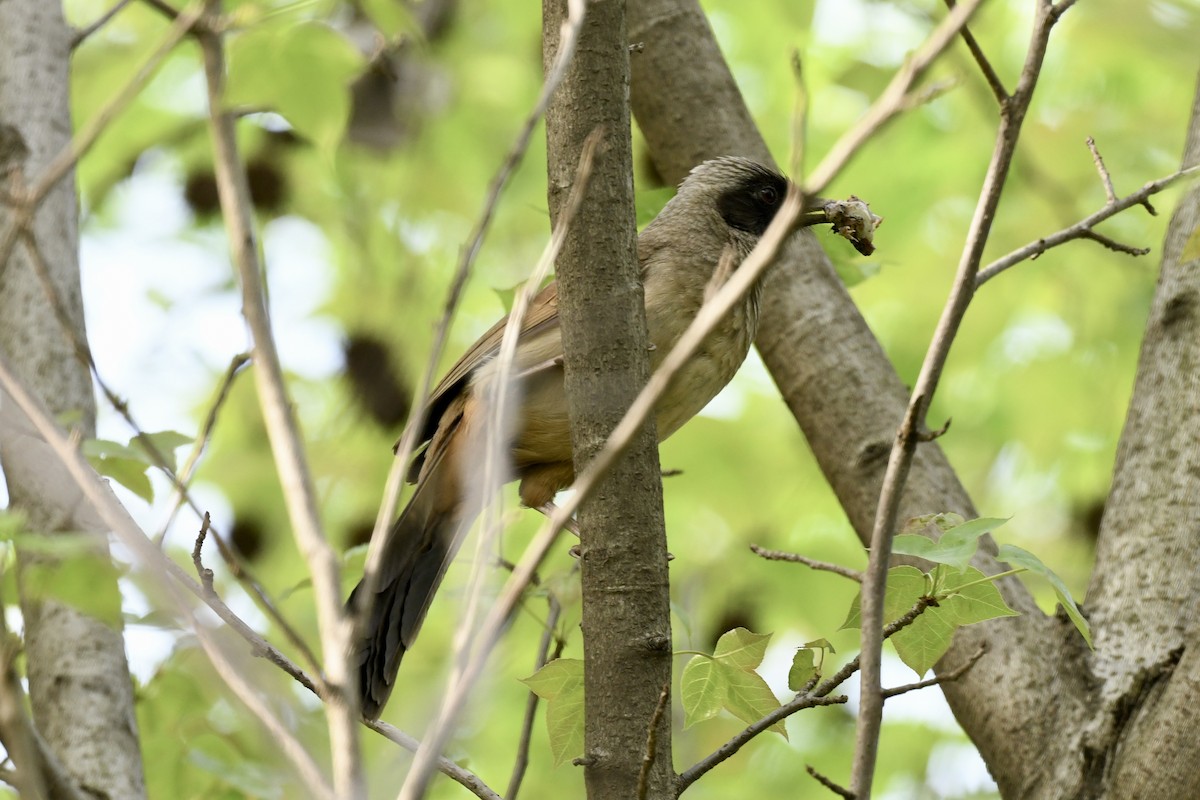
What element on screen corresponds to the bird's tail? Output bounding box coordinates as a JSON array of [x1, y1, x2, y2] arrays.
[[349, 453, 465, 720]]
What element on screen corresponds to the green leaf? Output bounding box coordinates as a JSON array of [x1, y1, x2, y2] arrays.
[[22, 545, 124, 627], [721, 662, 786, 739], [521, 658, 584, 766], [889, 604, 957, 677], [681, 656, 726, 728], [997, 544, 1092, 648], [84, 438, 150, 464], [842, 565, 927, 630], [132, 430, 193, 473], [890, 567, 1019, 675], [891, 516, 1009, 570], [939, 567, 1021, 626], [90, 455, 154, 502], [521, 657, 582, 701], [712, 627, 771, 671], [787, 639, 836, 691], [787, 649, 817, 692], [544, 682, 585, 767]]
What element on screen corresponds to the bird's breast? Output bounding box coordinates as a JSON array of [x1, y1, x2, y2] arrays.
[[644, 272, 761, 441]]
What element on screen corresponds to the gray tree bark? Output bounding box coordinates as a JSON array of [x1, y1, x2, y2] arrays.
[[624, 0, 1185, 796], [0, 2, 146, 798], [544, 0, 675, 797], [1075, 72, 1200, 799]]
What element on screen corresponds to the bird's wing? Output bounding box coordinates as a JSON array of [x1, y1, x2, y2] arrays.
[[399, 281, 562, 472], [430, 280, 560, 405]]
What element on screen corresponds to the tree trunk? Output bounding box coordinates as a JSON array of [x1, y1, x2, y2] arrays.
[[0, 2, 146, 798], [544, 0, 674, 797], [1074, 71, 1200, 799], [624, 0, 1085, 794]]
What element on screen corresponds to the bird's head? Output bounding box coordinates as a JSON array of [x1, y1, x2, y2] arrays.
[[641, 156, 791, 263]]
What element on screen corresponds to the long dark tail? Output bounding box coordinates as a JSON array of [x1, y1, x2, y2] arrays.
[[349, 467, 464, 720]]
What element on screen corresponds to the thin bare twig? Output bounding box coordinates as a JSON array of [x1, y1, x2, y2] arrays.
[[139, 0, 185, 21], [506, 584, 568, 800], [807, 765, 856, 799], [851, 3, 1076, 796], [23, 178, 321, 678], [0, 351, 501, 799], [678, 596, 935, 794], [789, 50, 808, 184], [1078, 229, 1151, 256], [450, 126, 602, 733], [805, 0, 986, 195], [676, 694, 849, 793], [192, 512, 216, 594], [944, 0, 1008, 103], [637, 681, 672, 800], [1087, 137, 1117, 203], [974, 164, 1199, 287], [71, 0, 136, 48], [154, 352, 250, 544], [365, 721, 503, 800], [0, 351, 333, 797], [0, 0, 204, 279], [196, 3, 361, 793], [148, 350, 323, 673], [750, 544, 863, 582], [882, 644, 986, 699]]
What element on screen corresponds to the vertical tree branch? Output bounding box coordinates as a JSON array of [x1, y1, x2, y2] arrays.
[[851, 4, 1067, 795], [1079, 68, 1200, 797], [624, 0, 1078, 796], [543, 0, 674, 795], [0, 2, 146, 797], [195, 2, 362, 796]]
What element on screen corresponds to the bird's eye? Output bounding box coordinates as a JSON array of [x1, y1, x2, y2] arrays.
[[758, 185, 779, 205]]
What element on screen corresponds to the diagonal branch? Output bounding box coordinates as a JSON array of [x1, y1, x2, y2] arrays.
[[882, 644, 986, 699], [943, 0, 1008, 103], [197, 2, 361, 792], [851, 3, 1076, 795], [21, 222, 321, 676], [71, 0, 137, 48], [975, 163, 1199, 287], [0, 0, 204, 278], [0, 350, 503, 799], [0, 351, 332, 798], [678, 596, 935, 794], [804, 0, 987, 195], [750, 543, 864, 582]]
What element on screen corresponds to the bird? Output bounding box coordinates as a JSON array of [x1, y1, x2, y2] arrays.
[[350, 156, 824, 719]]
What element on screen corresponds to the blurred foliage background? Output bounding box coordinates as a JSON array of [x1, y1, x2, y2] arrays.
[[20, 0, 1199, 796]]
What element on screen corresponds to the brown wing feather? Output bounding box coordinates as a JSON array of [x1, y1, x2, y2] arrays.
[[401, 281, 562, 478]]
